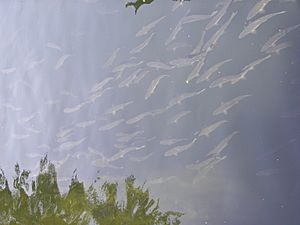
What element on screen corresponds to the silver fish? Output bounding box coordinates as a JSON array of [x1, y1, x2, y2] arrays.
[[105, 101, 133, 116], [146, 61, 174, 70], [202, 11, 237, 53], [180, 11, 216, 25], [130, 33, 155, 54], [90, 77, 114, 94], [197, 120, 227, 137], [261, 24, 300, 52], [126, 111, 153, 125], [103, 48, 120, 68], [55, 54, 71, 70], [130, 153, 153, 162], [242, 54, 272, 71], [136, 16, 166, 37], [87, 87, 111, 103], [46, 42, 62, 51], [164, 138, 197, 157], [265, 42, 291, 54], [132, 70, 150, 84], [75, 120, 97, 128], [185, 57, 206, 83], [205, 0, 232, 30], [238, 11, 286, 39], [63, 101, 87, 113], [190, 31, 206, 56], [247, 0, 272, 21], [145, 75, 169, 100], [168, 110, 192, 124], [55, 137, 87, 152], [98, 119, 124, 131], [213, 95, 251, 115], [167, 89, 206, 109], [117, 130, 144, 142], [110, 145, 145, 162], [206, 131, 239, 156], [112, 61, 143, 73], [196, 58, 232, 83], [159, 138, 187, 146], [118, 69, 143, 88]]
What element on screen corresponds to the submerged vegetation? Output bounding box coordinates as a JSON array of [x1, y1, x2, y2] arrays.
[[0, 156, 183, 225]]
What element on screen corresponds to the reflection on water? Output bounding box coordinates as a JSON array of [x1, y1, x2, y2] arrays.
[[0, 0, 300, 224]]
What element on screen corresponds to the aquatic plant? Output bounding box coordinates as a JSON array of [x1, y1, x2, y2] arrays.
[[0, 156, 183, 225]]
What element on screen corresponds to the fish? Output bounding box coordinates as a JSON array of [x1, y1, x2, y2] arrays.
[[238, 11, 286, 39], [89, 147, 121, 169], [197, 120, 227, 137], [209, 55, 271, 88], [169, 57, 196, 68], [146, 61, 174, 70], [190, 31, 206, 56], [87, 87, 112, 103], [165, 21, 184, 46], [126, 111, 153, 124], [56, 128, 73, 139], [52, 154, 71, 169], [1, 67, 16, 75], [168, 110, 192, 124], [186, 157, 216, 170], [12, 134, 30, 140], [98, 119, 124, 131], [136, 16, 166, 37], [109, 145, 146, 161], [180, 11, 216, 25], [164, 138, 197, 157], [27, 59, 45, 70], [63, 101, 87, 113], [55, 54, 71, 70], [261, 24, 300, 52], [112, 61, 143, 73], [166, 89, 206, 109], [185, 57, 206, 84], [132, 70, 150, 84], [159, 138, 187, 146], [55, 137, 87, 152], [75, 120, 97, 128], [117, 130, 144, 142], [89, 77, 114, 94], [148, 176, 176, 184], [202, 11, 237, 53], [46, 42, 62, 51], [192, 155, 227, 183], [17, 113, 36, 124], [242, 54, 272, 71], [103, 48, 120, 68], [247, 0, 272, 21], [265, 42, 291, 54], [196, 59, 232, 83], [205, 0, 232, 30], [206, 131, 239, 156], [130, 153, 153, 162], [213, 95, 251, 115], [26, 153, 44, 159], [166, 42, 191, 52], [145, 75, 169, 100], [130, 33, 155, 54], [105, 101, 133, 116], [118, 69, 143, 88]]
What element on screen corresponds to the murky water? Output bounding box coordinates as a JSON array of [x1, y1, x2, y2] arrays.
[[0, 0, 300, 224]]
